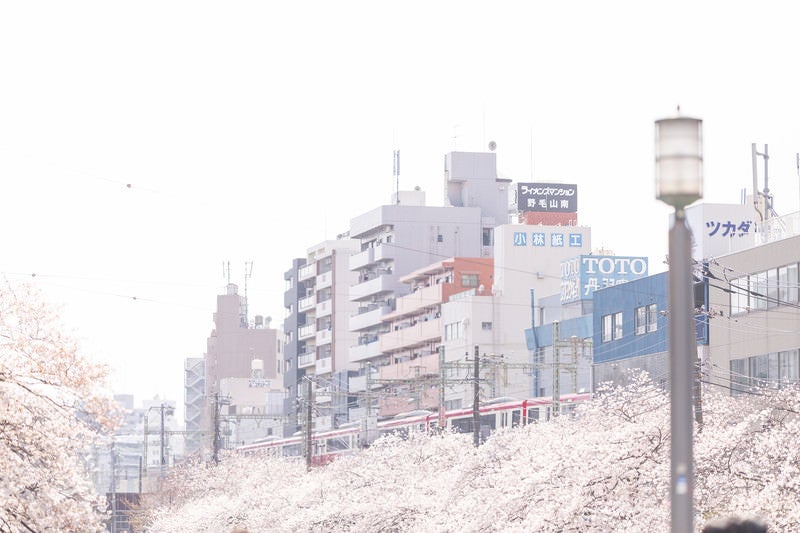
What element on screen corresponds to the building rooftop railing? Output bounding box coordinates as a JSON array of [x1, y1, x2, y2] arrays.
[[755, 210, 800, 246]]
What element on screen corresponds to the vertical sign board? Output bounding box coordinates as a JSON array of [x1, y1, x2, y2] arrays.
[[517, 183, 578, 213], [560, 255, 649, 304]]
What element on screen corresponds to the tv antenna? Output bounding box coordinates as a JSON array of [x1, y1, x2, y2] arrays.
[[244, 261, 253, 323], [393, 149, 400, 204]]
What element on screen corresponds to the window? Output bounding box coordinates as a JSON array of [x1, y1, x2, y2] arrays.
[[779, 350, 799, 387], [613, 312, 623, 340], [779, 264, 799, 304], [482, 228, 494, 246], [601, 314, 612, 342], [647, 304, 658, 332], [635, 306, 647, 335], [751, 272, 768, 310], [437, 234, 443, 242], [767, 268, 778, 308], [481, 321, 492, 330], [731, 277, 748, 314], [444, 321, 463, 341], [462, 274, 479, 288]]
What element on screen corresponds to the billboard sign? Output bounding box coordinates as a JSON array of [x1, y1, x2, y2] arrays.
[[517, 182, 578, 213], [561, 255, 649, 304]]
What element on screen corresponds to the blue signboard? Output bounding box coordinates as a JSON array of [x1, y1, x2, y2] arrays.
[[561, 255, 649, 304]]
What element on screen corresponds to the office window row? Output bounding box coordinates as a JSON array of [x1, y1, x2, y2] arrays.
[[730, 262, 799, 314], [729, 349, 800, 395]]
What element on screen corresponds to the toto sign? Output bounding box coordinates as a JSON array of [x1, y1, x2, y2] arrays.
[[560, 255, 649, 304]]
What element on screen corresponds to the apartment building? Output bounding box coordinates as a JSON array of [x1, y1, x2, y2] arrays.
[[282, 238, 361, 435], [375, 257, 494, 416]]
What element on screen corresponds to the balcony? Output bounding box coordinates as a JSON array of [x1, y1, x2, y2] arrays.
[[298, 351, 315, 368], [350, 248, 375, 270], [381, 317, 442, 353], [316, 356, 332, 375], [350, 245, 392, 270], [316, 298, 332, 318], [349, 340, 382, 363], [350, 305, 389, 331], [298, 263, 316, 282], [298, 294, 315, 312], [316, 327, 332, 345], [393, 284, 443, 317], [380, 351, 440, 380], [298, 323, 316, 340], [350, 275, 392, 301], [316, 271, 332, 290]]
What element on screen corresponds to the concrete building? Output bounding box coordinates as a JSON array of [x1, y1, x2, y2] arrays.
[[203, 283, 281, 451], [282, 237, 361, 436], [440, 223, 593, 407], [706, 210, 800, 394], [375, 257, 494, 416], [347, 151, 510, 422]]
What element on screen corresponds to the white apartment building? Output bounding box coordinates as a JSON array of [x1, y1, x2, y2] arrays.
[[347, 151, 510, 421], [440, 223, 593, 408]]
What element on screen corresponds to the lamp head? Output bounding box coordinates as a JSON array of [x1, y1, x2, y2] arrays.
[[655, 116, 703, 209]]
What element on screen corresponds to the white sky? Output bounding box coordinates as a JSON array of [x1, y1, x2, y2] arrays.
[[2, 2, 799, 412]]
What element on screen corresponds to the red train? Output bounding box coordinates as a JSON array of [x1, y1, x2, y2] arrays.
[[237, 393, 590, 465]]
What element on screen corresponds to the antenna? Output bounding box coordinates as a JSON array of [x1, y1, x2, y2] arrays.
[[244, 261, 253, 324], [393, 149, 400, 204], [222, 261, 230, 285]]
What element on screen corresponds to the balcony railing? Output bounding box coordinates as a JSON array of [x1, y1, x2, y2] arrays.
[[298, 323, 316, 340], [298, 352, 315, 368], [298, 263, 316, 281], [380, 317, 441, 352]]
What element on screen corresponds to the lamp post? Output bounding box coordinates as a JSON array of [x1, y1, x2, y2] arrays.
[[655, 115, 703, 533]]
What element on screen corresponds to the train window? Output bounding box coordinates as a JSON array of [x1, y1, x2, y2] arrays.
[[450, 417, 472, 433], [512, 409, 521, 427], [326, 436, 350, 452], [283, 444, 302, 457], [526, 408, 540, 424], [479, 414, 496, 431]]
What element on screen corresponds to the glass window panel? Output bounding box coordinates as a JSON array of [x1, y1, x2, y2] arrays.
[[635, 306, 646, 335], [613, 312, 623, 340], [768, 352, 779, 387], [647, 303, 658, 332], [778, 265, 789, 304], [602, 314, 612, 343], [788, 264, 799, 304], [752, 272, 768, 310], [779, 349, 799, 387], [767, 268, 778, 308], [731, 277, 748, 314], [730, 358, 747, 396], [750, 354, 768, 388]]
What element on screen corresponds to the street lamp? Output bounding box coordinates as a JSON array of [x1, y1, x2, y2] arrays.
[[655, 115, 702, 533]]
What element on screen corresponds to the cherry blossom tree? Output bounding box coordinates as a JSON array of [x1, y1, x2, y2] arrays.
[[147, 371, 790, 532], [0, 281, 117, 532]]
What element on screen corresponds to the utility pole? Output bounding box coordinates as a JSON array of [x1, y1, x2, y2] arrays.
[[472, 344, 480, 448], [212, 393, 224, 464], [438, 346, 446, 429], [305, 378, 313, 471], [160, 403, 166, 480], [552, 321, 560, 417]]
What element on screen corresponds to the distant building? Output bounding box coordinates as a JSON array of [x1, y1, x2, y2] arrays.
[[183, 357, 204, 456], [202, 283, 281, 453]]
